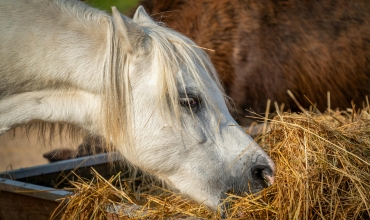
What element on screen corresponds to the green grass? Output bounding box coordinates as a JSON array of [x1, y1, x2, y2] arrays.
[[86, 0, 139, 15]]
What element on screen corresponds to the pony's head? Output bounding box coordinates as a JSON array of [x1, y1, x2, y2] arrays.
[[104, 6, 275, 210]]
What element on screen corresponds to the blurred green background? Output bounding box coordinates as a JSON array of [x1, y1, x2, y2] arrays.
[[86, 0, 139, 15]]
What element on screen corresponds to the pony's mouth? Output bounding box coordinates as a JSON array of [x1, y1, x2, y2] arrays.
[[219, 200, 230, 218]]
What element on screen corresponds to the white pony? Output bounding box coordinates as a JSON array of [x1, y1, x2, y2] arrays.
[[0, 0, 275, 210]]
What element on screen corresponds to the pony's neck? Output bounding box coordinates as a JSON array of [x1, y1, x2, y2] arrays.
[[0, 0, 114, 98], [20, 0, 115, 95], [50, 1, 114, 94]]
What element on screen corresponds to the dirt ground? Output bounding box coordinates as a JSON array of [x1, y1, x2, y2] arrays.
[[0, 126, 83, 172]]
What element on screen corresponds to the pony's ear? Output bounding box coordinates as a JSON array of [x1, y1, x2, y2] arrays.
[[111, 6, 146, 53], [133, 6, 155, 24]]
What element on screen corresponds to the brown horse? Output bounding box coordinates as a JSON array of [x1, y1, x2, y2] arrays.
[[136, 0, 370, 125]]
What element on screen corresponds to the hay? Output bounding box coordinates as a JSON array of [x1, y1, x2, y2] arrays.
[[53, 108, 370, 219]]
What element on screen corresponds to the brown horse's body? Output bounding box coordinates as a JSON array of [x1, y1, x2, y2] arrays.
[[137, 0, 370, 124]]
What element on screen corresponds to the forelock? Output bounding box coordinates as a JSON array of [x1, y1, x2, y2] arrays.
[[136, 21, 226, 123]]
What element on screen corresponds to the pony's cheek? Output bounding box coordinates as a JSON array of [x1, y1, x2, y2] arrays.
[[187, 127, 207, 145], [176, 111, 210, 141], [157, 124, 207, 150]]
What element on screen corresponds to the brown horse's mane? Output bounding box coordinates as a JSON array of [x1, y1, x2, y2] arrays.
[[136, 0, 370, 124]]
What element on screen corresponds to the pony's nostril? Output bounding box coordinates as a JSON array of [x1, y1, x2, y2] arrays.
[[251, 165, 275, 186]]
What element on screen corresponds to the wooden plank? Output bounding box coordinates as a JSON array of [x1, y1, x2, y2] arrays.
[[0, 178, 123, 220], [0, 153, 125, 220], [0, 190, 63, 220]]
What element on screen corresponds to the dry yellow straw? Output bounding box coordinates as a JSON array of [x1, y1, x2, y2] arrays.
[[54, 108, 370, 219]]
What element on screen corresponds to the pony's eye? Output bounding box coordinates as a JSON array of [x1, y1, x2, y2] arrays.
[[179, 97, 202, 112]]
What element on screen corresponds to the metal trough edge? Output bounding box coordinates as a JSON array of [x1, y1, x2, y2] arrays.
[[0, 177, 72, 202], [0, 152, 122, 180]]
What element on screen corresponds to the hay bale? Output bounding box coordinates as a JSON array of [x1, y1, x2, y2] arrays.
[[54, 109, 370, 219], [227, 109, 370, 219]]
